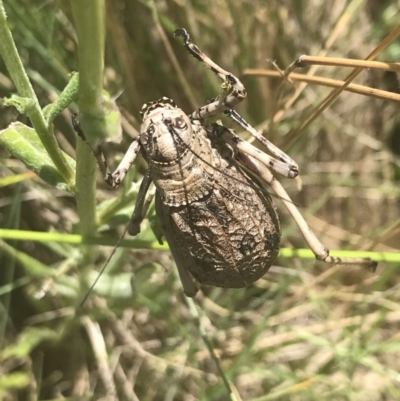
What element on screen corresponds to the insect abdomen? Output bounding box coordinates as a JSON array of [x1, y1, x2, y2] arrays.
[[155, 160, 281, 288]]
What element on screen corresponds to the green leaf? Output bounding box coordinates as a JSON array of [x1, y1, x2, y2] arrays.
[[0, 171, 36, 187], [3, 94, 35, 114], [0, 239, 53, 277], [43, 72, 79, 123], [0, 122, 76, 192], [88, 271, 135, 299]]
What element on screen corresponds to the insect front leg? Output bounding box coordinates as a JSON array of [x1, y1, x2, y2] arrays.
[[174, 28, 247, 121], [71, 114, 142, 189], [108, 139, 141, 188], [108, 140, 156, 237], [236, 151, 377, 271]]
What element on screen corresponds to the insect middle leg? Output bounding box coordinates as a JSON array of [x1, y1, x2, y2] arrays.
[[127, 169, 154, 236], [104, 140, 159, 237], [211, 123, 298, 180], [218, 126, 377, 270], [225, 109, 299, 178]]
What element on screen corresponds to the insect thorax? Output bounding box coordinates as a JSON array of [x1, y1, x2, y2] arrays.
[[139, 97, 216, 207]]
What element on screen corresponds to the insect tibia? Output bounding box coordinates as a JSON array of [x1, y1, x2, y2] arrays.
[[108, 139, 141, 189], [174, 27, 246, 122], [224, 109, 299, 179], [173, 28, 204, 65], [127, 171, 153, 236]]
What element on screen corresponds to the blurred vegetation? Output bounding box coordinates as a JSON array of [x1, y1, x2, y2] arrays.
[[0, 0, 400, 400]]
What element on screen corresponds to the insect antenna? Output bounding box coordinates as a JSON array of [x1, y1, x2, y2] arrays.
[[80, 224, 130, 307], [72, 115, 131, 306], [166, 123, 198, 238]]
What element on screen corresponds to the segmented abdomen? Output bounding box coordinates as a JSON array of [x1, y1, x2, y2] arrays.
[[155, 159, 281, 288]]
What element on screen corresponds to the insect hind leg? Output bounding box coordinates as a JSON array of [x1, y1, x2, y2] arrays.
[[236, 152, 377, 271]]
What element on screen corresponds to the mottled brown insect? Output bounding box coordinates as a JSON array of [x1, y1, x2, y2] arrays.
[[107, 28, 376, 297]]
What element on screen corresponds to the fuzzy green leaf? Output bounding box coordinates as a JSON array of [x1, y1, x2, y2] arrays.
[[3, 94, 35, 114], [0, 122, 76, 192], [43, 72, 79, 123]]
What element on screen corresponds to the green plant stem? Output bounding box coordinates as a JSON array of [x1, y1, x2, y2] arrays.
[[0, 229, 169, 250], [75, 137, 98, 240], [1, 229, 399, 263], [0, 1, 75, 189], [0, 240, 53, 277], [70, 0, 109, 144], [71, 0, 104, 111], [70, 0, 106, 266]]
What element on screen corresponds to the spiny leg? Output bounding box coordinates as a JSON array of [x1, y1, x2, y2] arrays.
[[174, 28, 247, 121], [140, 184, 157, 228], [224, 109, 299, 178], [213, 124, 299, 179], [236, 151, 377, 271], [110, 141, 154, 236], [108, 139, 141, 188], [128, 170, 154, 236], [71, 113, 141, 189], [73, 116, 147, 234]]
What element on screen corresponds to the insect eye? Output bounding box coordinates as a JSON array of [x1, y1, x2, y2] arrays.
[[174, 116, 187, 129]]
